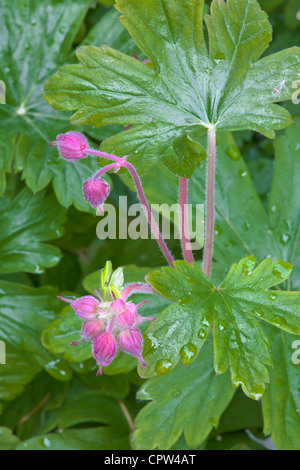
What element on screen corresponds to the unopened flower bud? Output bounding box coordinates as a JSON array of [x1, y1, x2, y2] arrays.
[[83, 177, 110, 209], [70, 295, 100, 319], [81, 319, 105, 341], [93, 332, 118, 375], [50, 131, 89, 161], [117, 328, 147, 367]]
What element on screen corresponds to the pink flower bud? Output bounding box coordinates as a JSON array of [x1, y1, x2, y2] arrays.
[[93, 332, 118, 375], [81, 319, 105, 341], [83, 178, 110, 209], [117, 328, 147, 367], [70, 295, 100, 319], [50, 132, 89, 161]]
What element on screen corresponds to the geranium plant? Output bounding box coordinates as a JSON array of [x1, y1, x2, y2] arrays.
[[0, 0, 299, 451]]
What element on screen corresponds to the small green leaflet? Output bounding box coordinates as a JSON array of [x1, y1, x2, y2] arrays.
[[44, 0, 300, 177], [144, 257, 300, 400], [133, 337, 235, 449]]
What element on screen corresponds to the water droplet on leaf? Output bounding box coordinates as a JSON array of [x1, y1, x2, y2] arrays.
[[280, 234, 291, 245], [242, 256, 256, 275], [214, 225, 222, 236], [272, 260, 293, 279], [269, 292, 278, 301], [179, 343, 197, 365], [253, 308, 263, 317], [155, 359, 173, 375]]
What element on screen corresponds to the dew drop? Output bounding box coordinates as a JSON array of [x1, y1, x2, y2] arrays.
[[270, 205, 277, 213], [214, 224, 222, 236], [253, 308, 263, 317], [198, 327, 208, 339], [249, 385, 264, 401], [218, 319, 228, 331], [42, 437, 51, 448], [272, 315, 284, 327], [179, 343, 197, 366], [242, 256, 256, 275], [172, 389, 182, 398], [238, 169, 247, 178], [272, 260, 293, 279], [280, 234, 291, 245], [269, 292, 278, 301], [155, 359, 173, 375]]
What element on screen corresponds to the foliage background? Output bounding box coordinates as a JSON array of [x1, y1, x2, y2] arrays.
[[0, 0, 299, 450]]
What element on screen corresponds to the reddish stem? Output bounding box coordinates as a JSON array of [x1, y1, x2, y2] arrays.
[[121, 283, 155, 300], [203, 127, 216, 279], [179, 177, 194, 264]]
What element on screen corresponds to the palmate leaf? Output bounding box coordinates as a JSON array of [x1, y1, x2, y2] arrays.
[[133, 337, 235, 450], [44, 0, 300, 177], [144, 257, 300, 400]]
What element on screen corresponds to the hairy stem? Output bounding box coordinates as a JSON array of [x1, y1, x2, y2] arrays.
[[203, 127, 216, 279], [121, 283, 156, 300], [179, 177, 194, 264], [88, 149, 175, 268], [92, 163, 119, 181]]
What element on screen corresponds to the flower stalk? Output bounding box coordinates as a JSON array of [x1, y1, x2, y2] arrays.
[[179, 177, 194, 264], [203, 127, 216, 279]]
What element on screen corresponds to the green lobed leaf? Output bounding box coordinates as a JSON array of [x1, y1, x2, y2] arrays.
[[144, 257, 300, 400], [0, 280, 73, 382], [133, 337, 235, 449], [44, 0, 300, 177], [0, 186, 66, 274]]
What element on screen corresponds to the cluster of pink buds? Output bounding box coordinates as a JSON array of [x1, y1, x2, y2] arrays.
[[50, 131, 116, 213], [58, 291, 155, 376]]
